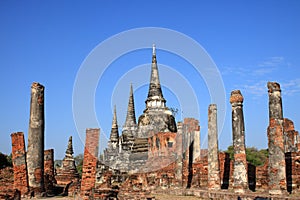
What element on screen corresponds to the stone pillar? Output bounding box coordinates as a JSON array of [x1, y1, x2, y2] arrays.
[[230, 90, 248, 193], [207, 104, 221, 190], [267, 82, 287, 194], [27, 82, 45, 192], [11, 132, 29, 195], [175, 122, 183, 186], [81, 128, 100, 199]]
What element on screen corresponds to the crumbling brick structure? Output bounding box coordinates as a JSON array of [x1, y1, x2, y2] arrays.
[[267, 82, 287, 195], [11, 132, 29, 195], [80, 128, 100, 199], [55, 136, 79, 185], [147, 132, 177, 172], [44, 149, 55, 194], [230, 90, 248, 193]]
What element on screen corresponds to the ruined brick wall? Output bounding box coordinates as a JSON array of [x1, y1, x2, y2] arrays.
[[0, 167, 14, 199], [44, 149, 55, 193], [255, 160, 269, 192], [285, 152, 300, 194], [11, 132, 29, 195], [218, 152, 233, 189], [44, 149, 54, 180], [284, 118, 300, 152], [81, 128, 100, 199], [147, 132, 177, 172]]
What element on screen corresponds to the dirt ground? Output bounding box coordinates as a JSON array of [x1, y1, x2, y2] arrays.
[[24, 194, 201, 200]]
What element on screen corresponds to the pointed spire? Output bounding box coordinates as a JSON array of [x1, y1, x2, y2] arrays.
[[65, 136, 74, 157], [152, 44, 156, 63], [110, 105, 119, 142], [124, 84, 137, 127], [147, 44, 166, 106]]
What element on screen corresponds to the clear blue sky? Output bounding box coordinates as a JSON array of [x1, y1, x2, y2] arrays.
[[0, 1, 299, 159]]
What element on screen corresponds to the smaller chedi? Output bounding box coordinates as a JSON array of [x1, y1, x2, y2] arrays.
[[55, 136, 79, 185]]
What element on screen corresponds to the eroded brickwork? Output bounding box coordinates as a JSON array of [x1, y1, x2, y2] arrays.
[[55, 136, 79, 186], [44, 149, 55, 194], [11, 132, 29, 195], [284, 118, 300, 152], [0, 167, 14, 199], [267, 82, 287, 195], [81, 128, 100, 199]]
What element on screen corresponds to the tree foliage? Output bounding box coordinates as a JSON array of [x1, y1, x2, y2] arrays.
[[0, 152, 12, 169], [225, 146, 268, 166], [74, 154, 84, 178]]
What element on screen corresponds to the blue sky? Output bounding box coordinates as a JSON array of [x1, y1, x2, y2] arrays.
[[0, 1, 299, 159]]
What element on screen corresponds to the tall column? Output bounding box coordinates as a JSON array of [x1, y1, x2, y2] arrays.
[[207, 104, 221, 190], [175, 122, 183, 186], [11, 132, 29, 195], [27, 82, 45, 192], [81, 128, 100, 199], [230, 90, 248, 193], [267, 82, 287, 194]]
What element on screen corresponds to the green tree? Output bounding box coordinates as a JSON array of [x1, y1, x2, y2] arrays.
[[225, 146, 268, 167], [0, 152, 12, 169], [74, 154, 84, 178]]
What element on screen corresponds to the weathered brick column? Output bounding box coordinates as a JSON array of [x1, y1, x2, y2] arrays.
[[27, 82, 45, 193], [207, 104, 221, 190], [230, 90, 248, 193], [11, 132, 29, 195], [267, 82, 287, 195], [81, 128, 100, 199]]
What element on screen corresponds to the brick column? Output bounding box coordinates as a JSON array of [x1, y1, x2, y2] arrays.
[[267, 82, 287, 195], [11, 132, 29, 195], [207, 104, 221, 190], [81, 128, 100, 199], [230, 90, 248, 193], [27, 82, 45, 193]]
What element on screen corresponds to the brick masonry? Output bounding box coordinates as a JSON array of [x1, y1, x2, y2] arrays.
[[44, 149, 55, 193], [11, 132, 29, 195], [80, 128, 100, 199]]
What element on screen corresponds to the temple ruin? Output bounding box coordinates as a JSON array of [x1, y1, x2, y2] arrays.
[[2, 46, 300, 199]]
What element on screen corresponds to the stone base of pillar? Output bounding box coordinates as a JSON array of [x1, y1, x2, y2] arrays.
[[269, 189, 289, 195]]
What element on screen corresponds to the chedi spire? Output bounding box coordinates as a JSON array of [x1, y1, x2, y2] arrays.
[[110, 105, 119, 142], [124, 84, 137, 127], [65, 136, 74, 157], [146, 44, 166, 109]]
